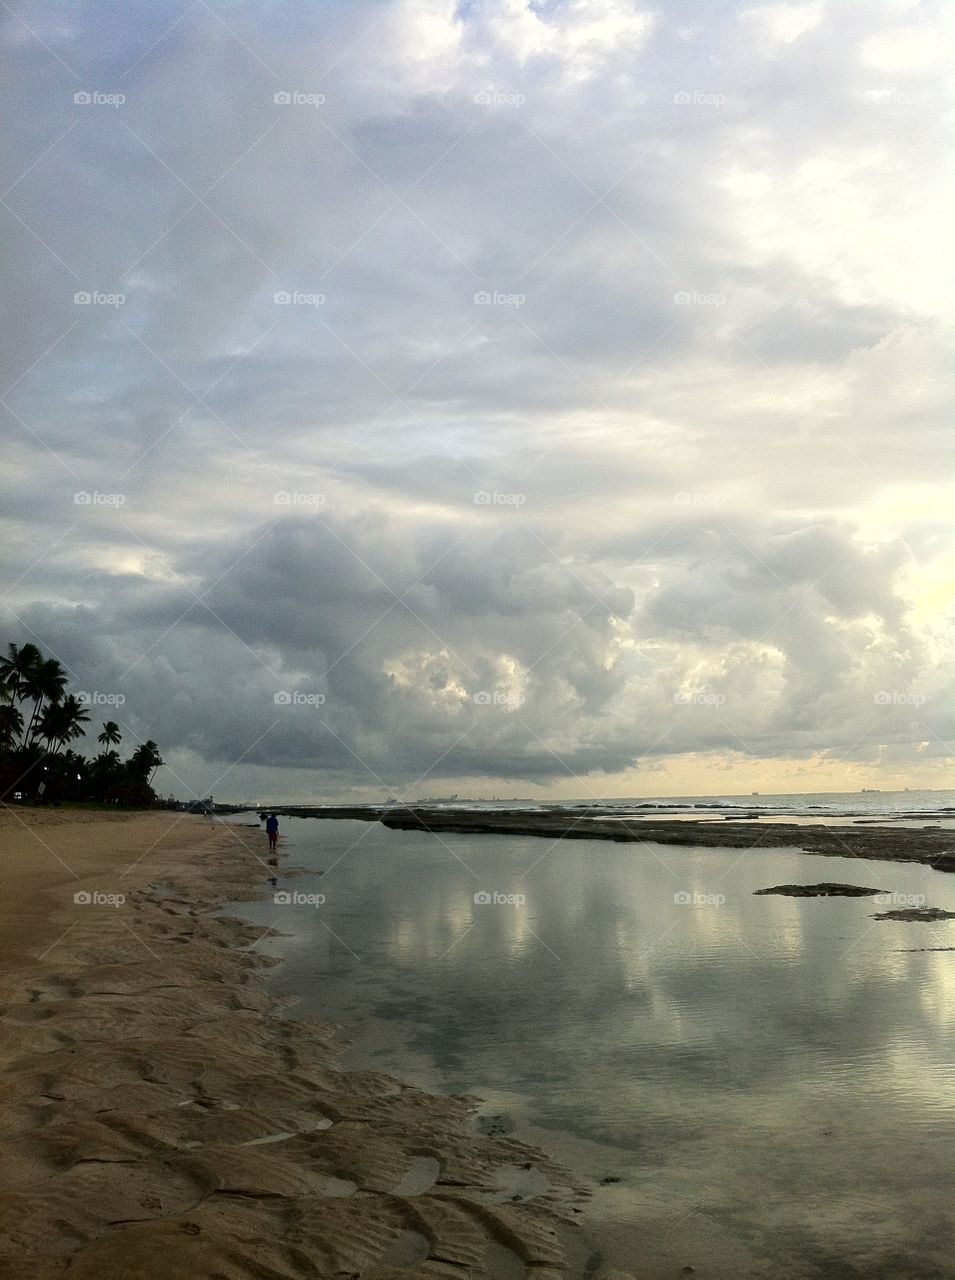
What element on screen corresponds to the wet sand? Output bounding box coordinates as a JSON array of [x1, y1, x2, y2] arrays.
[[0, 808, 589, 1279]]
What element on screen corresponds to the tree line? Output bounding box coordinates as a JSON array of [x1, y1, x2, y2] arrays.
[[0, 642, 164, 806]]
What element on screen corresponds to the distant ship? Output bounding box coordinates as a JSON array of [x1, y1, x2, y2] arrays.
[[861, 788, 881, 793]]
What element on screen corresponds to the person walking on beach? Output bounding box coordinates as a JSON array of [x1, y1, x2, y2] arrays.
[[265, 813, 279, 852]]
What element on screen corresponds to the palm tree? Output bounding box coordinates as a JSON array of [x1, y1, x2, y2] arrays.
[[129, 740, 157, 774], [24, 658, 68, 746], [128, 740, 164, 786], [0, 703, 24, 750], [37, 703, 61, 755], [60, 694, 91, 752], [94, 748, 121, 772], [0, 643, 42, 713], [38, 694, 90, 756], [97, 721, 122, 749], [88, 748, 122, 801], [143, 740, 164, 784]]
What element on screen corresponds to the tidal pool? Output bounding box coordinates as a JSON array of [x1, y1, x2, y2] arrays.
[[226, 816, 955, 1278]]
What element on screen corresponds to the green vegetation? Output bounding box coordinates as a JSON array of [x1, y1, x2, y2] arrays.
[[0, 642, 164, 807]]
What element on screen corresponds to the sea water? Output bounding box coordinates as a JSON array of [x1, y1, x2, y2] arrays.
[[224, 815, 955, 1278]]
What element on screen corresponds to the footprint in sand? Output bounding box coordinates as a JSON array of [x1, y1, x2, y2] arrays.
[[484, 1239, 528, 1278], [392, 1155, 441, 1196], [240, 1117, 334, 1146], [481, 1161, 550, 1204], [373, 1229, 431, 1268], [3, 1003, 57, 1022]]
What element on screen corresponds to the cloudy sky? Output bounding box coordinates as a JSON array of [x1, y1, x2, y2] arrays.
[[2, 0, 952, 802]]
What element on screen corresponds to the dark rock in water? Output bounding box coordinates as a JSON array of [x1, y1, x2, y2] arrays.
[[378, 808, 955, 872], [478, 1112, 515, 1137], [754, 883, 885, 897], [872, 906, 955, 921], [897, 946, 955, 952]]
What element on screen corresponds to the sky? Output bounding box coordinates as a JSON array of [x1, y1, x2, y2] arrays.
[[2, 0, 953, 803]]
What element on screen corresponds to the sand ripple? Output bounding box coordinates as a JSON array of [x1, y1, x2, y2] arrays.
[[0, 817, 589, 1278]]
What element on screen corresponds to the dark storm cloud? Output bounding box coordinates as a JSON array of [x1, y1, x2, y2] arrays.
[[3, 508, 949, 793]]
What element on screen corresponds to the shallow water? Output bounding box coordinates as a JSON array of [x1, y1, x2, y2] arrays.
[[225, 816, 955, 1278]]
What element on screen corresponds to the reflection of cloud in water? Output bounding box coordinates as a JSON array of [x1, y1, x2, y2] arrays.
[[241, 820, 955, 1272], [918, 953, 955, 1029], [387, 917, 419, 964]]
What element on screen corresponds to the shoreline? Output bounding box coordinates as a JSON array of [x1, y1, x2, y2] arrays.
[[232, 804, 955, 871], [0, 808, 590, 1279]]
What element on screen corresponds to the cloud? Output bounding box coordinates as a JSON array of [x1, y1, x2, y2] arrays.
[[1, 0, 952, 797], [3, 505, 950, 798]]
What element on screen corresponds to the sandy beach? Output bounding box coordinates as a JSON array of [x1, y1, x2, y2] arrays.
[[0, 808, 591, 1279]]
